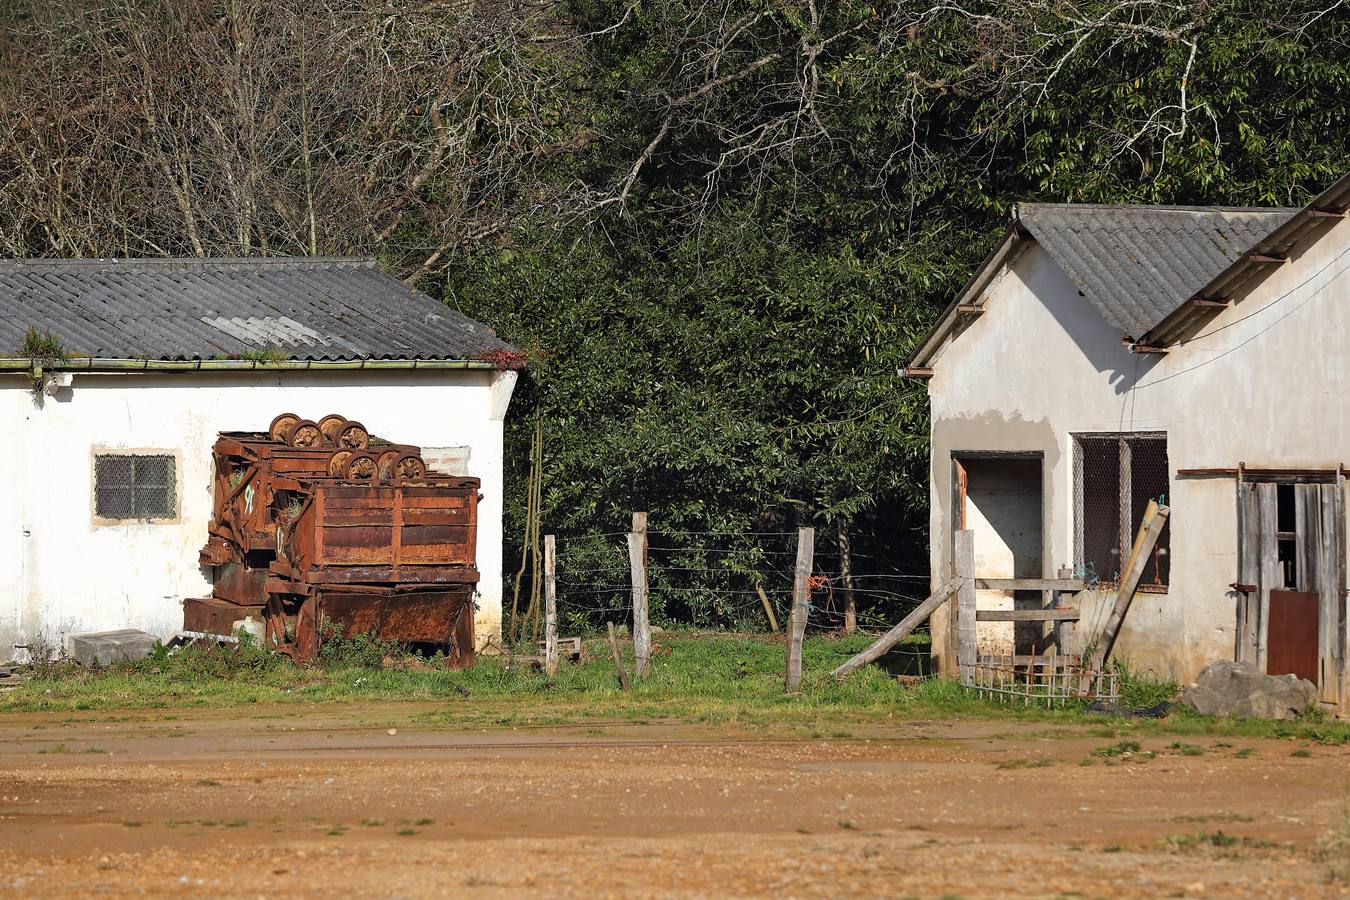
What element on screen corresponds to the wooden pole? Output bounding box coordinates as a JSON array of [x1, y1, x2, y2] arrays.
[[1083, 502, 1170, 689], [755, 584, 780, 633], [955, 530, 976, 683], [831, 577, 961, 679], [543, 534, 558, 677], [606, 621, 631, 692], [838, 519, 856, 634], [628, 511, 650, 679], [509, 416, 538, 646], [785, 526, 814, 692], [528, 418, 544, 641]]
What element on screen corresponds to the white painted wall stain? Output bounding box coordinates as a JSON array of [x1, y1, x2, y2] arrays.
[[0, 368, 514, 660]]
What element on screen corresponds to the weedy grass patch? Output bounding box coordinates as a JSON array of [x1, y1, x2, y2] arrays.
[[4, 633, 1350, 744]]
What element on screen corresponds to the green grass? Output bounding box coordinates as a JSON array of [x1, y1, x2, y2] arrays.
[[4, 634, 1350, 744]]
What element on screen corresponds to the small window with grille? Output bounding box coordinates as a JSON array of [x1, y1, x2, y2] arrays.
[[1073, 433, 1169, 591], [94, 453, 177, 521]]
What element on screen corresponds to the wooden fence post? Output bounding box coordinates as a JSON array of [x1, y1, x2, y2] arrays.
[[543, 534, 558, 677], [628, 511, 650, 678], [607, 621, 632, 691], [955, 529, 976, 683], [785, 526, 815, 692]]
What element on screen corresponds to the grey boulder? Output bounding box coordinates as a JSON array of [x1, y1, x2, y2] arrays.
[[67, 629, 160, 667], [1181, 660, 1316, 720]]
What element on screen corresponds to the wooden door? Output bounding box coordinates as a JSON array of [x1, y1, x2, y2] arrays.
[[1238, 479, 1345, 705], [1267, 590, 1319, 683]]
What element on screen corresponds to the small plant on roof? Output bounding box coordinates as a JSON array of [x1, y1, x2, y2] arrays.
[[240, 347, 288, 363], [20, 327, 69, 366]]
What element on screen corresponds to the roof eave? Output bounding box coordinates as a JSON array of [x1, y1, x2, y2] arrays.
[[904, 222, 1029, 372], [0, 357, 507, 373], [1140, 173, 1350, 347]]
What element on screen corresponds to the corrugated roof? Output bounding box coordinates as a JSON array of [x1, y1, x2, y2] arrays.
[[1016, 204, 1298, 337], [0, 256, 518, 363]]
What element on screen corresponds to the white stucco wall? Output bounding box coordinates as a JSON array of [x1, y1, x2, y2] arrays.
[[925, 216, 1350, 685], [0, 368, 515, 661]]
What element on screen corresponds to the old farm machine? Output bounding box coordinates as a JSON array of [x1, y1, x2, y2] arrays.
[[183, 413, 480, 667]]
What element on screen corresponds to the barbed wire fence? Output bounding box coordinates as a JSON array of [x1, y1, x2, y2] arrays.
[[507, 513, 937, 677]]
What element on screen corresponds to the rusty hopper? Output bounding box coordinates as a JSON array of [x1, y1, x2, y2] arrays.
[[183, 413, 479, 667]]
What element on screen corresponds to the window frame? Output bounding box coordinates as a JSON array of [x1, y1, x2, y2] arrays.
[[90, 448, 181, 525], [1072, 431, 1169, 592]]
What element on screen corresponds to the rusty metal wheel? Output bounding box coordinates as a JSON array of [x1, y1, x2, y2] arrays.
[[268, 412, 300, 442], [327, 450, 352, 477], [317, 414, 347, 445], [376, 449, 402, 481], [336, 420, 369, 449], [343, 451, 379, 482], [392, 453, 427, 481], [286, 419, 323, 447]]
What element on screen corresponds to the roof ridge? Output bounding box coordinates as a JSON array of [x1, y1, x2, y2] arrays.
[[0, 256, 377, 270], [1016, 202, 1300, 214]]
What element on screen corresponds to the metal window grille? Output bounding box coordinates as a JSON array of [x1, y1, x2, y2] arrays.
[[95, 454, 176, 520], [1073, 433, 1169, 590]]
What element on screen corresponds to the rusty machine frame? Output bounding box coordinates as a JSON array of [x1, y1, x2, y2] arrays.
[[184, 413, 480, 667]]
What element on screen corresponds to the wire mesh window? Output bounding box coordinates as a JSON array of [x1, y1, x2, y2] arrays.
[[1073, 433, 1169, 591], [95, 454, 176, 520]]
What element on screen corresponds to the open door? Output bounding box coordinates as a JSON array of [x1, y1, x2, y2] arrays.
[[953, 454, 1044, 657], [1238, 479, 1345, 705]]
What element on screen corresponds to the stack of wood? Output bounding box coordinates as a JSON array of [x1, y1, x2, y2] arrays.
[[184, 413, 480, 667]]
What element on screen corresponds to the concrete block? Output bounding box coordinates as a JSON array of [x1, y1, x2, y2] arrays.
[[68, 629, 160, 667]]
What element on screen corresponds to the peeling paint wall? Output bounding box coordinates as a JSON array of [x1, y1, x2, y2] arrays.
[[926, 216, 1350, 686], [0, 368, 514, 660]]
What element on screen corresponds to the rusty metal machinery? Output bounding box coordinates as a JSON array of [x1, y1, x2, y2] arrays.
[[184, 413, 479, 668]]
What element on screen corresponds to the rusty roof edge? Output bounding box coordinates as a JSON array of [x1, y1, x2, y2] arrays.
[[0, 357, 501, 373], [1139, 172, 1350, 347], [905, 221, 1029, 372]]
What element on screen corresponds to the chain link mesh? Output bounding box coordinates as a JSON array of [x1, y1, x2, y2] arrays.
[[1073, 433, 1169, 591], [95, 454, 176, 519]]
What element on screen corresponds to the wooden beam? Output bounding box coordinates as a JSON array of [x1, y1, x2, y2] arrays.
[[902, 366, 934, 379], [1191, 297, 1232, 308], [1130, 344, 1169, 355], [831, 577, 962, 679], [1246, 252, 1288, 264], [956, 304, 984, 315], [976, 609, 1081, 622], [1308, 208, 1345, 219], [1179, 466, 1348, 479], [1084, 502, 1171, 680], [956, 531, 976, 677], [975, 577, 1085, 591]]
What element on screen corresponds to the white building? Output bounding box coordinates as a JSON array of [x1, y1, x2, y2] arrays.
[[906, 174, 1349, 712], [0, 257, 518, 661]]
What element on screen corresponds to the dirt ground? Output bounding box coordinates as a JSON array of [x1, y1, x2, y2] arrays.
[[1, 704, 1347, 898]]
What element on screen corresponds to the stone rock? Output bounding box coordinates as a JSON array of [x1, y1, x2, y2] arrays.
[[67, 629, 160, 668], [1181, 660, 1316, 720]]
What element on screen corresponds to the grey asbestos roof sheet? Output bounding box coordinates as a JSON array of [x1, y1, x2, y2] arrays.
[[1016, 204, 1298, 338], [0, 257, 517, 362]]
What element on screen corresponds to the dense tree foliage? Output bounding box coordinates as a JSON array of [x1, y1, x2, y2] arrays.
[[2, 0, 1347, 624]]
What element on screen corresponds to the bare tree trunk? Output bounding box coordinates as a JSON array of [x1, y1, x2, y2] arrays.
[[838, 518, 856, 634]]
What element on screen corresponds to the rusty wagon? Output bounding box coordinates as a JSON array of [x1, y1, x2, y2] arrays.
[[184, 413, 480, 667]]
